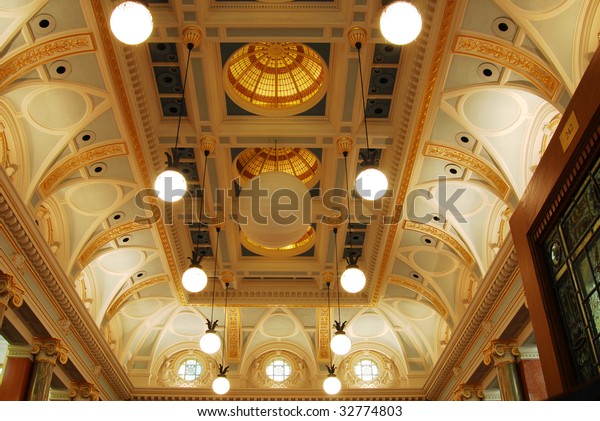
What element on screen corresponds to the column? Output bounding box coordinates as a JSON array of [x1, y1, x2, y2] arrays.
[[0, 271, 24, 325], [483, 339, 524, 401], [0, 345, 33, 400], [518, 346, 548, 400], [26, 337, 69, 401], [453, 383, 484, 401], [69, 382, 99, 401]]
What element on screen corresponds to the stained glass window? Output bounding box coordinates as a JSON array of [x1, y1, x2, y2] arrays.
[[265, 358, 292, 382], [542, 161, 600, 383], [353, 358, 379, 382], [177, 359, 202, 382]]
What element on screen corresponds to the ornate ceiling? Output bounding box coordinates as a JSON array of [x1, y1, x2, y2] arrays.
[[0, 0, 598, 399]]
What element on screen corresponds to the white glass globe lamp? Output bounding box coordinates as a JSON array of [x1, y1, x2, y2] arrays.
[[323, 375, 342, 395], [212, 375, 230, 395], [110, 1, 153, 45], [341, 265, 366, 293], [330, 331, 352, 356], [199, 329, 221, 354], [355, 167, 388, 201], [181, 266, 208, 293], [379, 1, 422, 45], [154, 168, 187, 202]]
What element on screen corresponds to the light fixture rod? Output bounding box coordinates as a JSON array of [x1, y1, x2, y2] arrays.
[[172, 43, 194, 166], [209, 226, 221, 322], [355, 42, 372, 154], [326, 281, 332, 367], [333, 228, 342, 324], [221, 282, 229, 368], [342, 153, 358, 266]]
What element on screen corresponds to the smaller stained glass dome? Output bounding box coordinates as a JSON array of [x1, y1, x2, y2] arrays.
[[235, 147, 320, 188], [224, 42, 328, 116]]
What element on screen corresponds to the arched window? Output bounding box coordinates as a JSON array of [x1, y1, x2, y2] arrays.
[[353, 358, 379, 382], [177, 359, 203, 381], [265, 358, 292, 382]]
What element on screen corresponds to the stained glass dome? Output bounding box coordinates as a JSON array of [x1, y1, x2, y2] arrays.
[[224, 42, 328, 116], [235, 147, 320, 188]]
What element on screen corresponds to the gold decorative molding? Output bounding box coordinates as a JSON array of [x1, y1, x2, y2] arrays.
[[90, 0, 183, 303], [483, 339, 520, 366], [317, 307, 330, 362], [226, 307, 241, 362], [453, 35, 560, 100], [372, 0, 459, 305], [69, 382, 99, 401], [403, 220, 475, 266], [388, 275, 449, 320], [31, 337, 69, 365], [453, 383, 484, 401], [77, 221, 151, 268], [39, 142, 128, 196], [0, 122, 8, 168], [0, 270, 25, 309], [0, 33, 95, 90], [424, 143, 510, 199], [105, 275, 169, 319]]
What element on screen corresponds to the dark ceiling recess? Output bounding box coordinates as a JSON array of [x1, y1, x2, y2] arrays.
[[365, 43, 402, 119], [148, 43, 187, 118]]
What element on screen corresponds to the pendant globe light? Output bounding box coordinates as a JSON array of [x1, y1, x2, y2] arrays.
[[379, 1, 422, 45], [181, 138, 215, 293], [330, 228, 351, 356], [212, 282, 230, 395], [347, 27, 388, 201], [110, 1, 153, 45], [336, 137, 367, 294], [154, 28, 202, 202], [323, 282, 342, 395], [200, 226, 222, 354]]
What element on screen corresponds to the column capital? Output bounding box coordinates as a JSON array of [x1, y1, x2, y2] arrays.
[[69, 382, 99, 401], [483, 339, 520, 366], [0, 271, 25, 309], [31, 337, 69, 365], [453, 383, 485, 401]]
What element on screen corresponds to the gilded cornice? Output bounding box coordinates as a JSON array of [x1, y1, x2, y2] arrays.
[[453, 35, 560, 100], [226, 307, 241, 362], [388, 276, 449, 320], [317, 307, 330, 362], [425, 237, 519, 399], [77, 221, 150, 268], [403, 220, 475, 266], [0, 175, 130, 399], [105, 275, 169, 319], [483, 339, 520, 366], [0, 33, 95, 90], [39, 142, 128, 196], [372, 0, 458, 305], [90, 0, 182, 303], [424, 143, 510, 199]]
